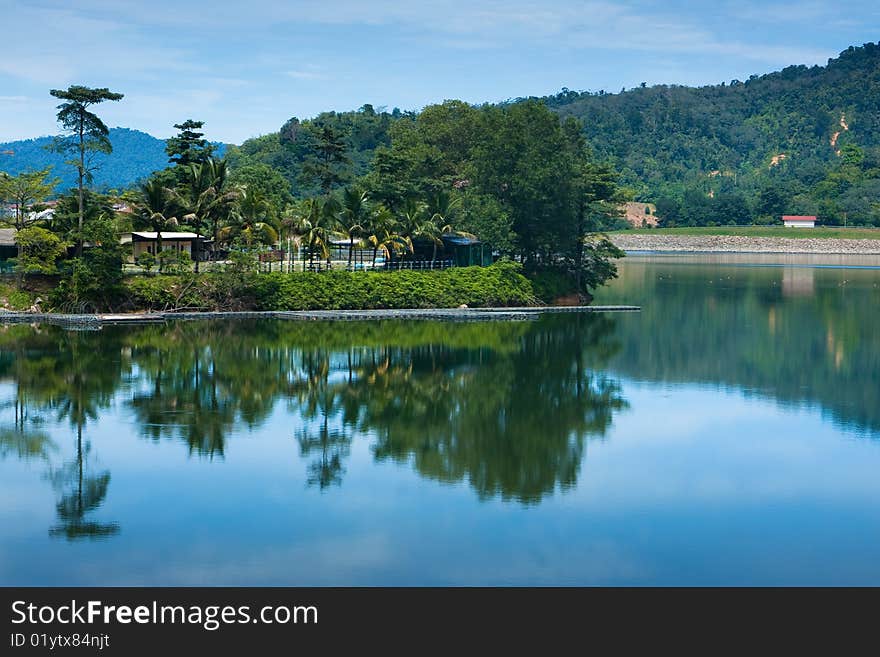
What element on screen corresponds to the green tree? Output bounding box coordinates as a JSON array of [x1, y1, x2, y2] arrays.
[[292, 197, 339, 266], [166, 119, 215, 167], [563, 117, 625, 292], [221, 187, 279, 248], [13, 226, 67, 274], [54, 215, 126, 311], [133, 179, 180, 268], [177, 158, 238, 270], [0, 168, 59, 232], [336, 187, 370, 269], [299, 123, 350, 195], [49, 85, 124, 257], [228, 162, 292, 212]]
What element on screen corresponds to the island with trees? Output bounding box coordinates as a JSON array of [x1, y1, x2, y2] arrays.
[[0, 88, 624, 313]]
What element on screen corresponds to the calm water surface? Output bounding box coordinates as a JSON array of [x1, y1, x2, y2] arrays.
[[1, 253, 879, 585]]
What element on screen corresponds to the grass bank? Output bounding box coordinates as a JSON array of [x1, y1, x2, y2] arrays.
[[611, 226, 880, 239]]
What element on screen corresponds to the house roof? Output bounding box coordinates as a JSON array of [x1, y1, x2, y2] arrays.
[[782, 215, 817, 221], [441, 233, 481, 246], [126, 232, 204, 240]]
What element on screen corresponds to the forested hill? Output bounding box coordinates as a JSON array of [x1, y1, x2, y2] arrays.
[[0, 128, 225, 193], [4, 43, 880, 225], [230, 43, 880, 226], [543, 42, 880, 226]]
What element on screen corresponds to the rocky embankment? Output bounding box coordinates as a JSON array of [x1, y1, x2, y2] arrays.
[[610, 234, 880, 254]]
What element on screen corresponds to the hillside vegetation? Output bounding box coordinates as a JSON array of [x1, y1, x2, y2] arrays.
[[545, 42, 880, 227], [4, 43, 880, 228]]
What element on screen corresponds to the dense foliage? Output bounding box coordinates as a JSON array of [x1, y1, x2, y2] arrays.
[[123, 262, 536, 312], [545, 42, 880, 226]]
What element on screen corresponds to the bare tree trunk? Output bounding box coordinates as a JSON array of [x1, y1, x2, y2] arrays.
[[77, 123, 85, 258]]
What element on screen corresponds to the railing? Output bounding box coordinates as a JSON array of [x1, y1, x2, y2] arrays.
[[380, 259, 454, 271]]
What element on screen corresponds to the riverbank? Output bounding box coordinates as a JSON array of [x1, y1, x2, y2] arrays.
[[0, 305, 640, 328], [610, 233, 880, 254]]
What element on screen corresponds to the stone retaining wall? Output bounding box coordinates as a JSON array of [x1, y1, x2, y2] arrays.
[[610, 234, 880, 254]]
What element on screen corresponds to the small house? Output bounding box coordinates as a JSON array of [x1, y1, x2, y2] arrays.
[[0, 228, 16, 269], [782, 215, 816, 228], [442, 234, 493, 267], [120, 232, 209, 262]]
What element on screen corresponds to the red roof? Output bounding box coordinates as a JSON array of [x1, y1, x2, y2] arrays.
[[782, 215, 816, 221]]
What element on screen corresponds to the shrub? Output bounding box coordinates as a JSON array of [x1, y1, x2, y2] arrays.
[[12, 227, 67, 275], [253, 262, 535, 311], [120, 262, 536, 312], [136, 251, 156, 274]]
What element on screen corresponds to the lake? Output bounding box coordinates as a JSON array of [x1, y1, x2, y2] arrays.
[[1, 253, 879, 585]]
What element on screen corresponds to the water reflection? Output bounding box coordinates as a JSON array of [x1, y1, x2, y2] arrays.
[[0, 315, 627, 517], [594, 254, 880, 435], [0, 326, 122, 540]]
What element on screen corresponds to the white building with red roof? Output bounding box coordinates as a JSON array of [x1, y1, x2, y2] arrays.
[[782, 215, 817, 228]]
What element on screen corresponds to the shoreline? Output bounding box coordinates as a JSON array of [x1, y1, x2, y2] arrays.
[[0, 305, 641, 328], [610, 234, 880, 255]]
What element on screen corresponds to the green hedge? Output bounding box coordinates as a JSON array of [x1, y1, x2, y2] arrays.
[[254, 262, 535, 310], [123, 262, 536, 311]]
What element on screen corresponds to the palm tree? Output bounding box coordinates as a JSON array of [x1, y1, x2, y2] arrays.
[[293, 197, 338, 268], [336, 187, 370, 269], [220, 187, 279, 249], [134, 179, 179, 271], [425, 189, 461, 225], [176, 157, 239, 271], [422, 190, 471, 265], [365, 205, 410, 268]]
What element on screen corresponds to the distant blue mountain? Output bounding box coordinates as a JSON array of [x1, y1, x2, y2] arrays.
[[0, 127, 226, 194]]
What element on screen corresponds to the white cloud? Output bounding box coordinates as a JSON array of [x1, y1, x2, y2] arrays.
[[285, 70, 325, 80], [0, 0, 877, 142]]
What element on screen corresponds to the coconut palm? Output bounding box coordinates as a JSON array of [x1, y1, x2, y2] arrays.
[[336, 187, 370, 269], [176, 157, 239, 271], [420, 190, 472, 265], [219, 187, 279, 248], [425, 189, 461, 225], [365, 205, 410, 268], [134, 179, 179, 271], [293, 197, 339, 268]]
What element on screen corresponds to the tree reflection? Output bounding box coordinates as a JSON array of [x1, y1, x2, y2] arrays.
[[357, 315, 626, 503], [47, 426, 119, 540], [597, 261, 880, 435], [284, 315, 627, 502], [0, 326, 122, 540], [292, 351, 354, 490], [0, 316, 629, 507]]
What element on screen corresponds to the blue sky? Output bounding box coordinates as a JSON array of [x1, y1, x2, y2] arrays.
[[1, 0, 878, 145]]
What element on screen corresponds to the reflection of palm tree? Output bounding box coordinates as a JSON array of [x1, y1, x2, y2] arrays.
[[0, 425, 55, 461], [0, 327, 124, 539], [127, 323, 285, 456], [362, 315, 627, 503], [292, 351, 354, 489], [0, 315, 629, 509], [47, 425, 119, 540]]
